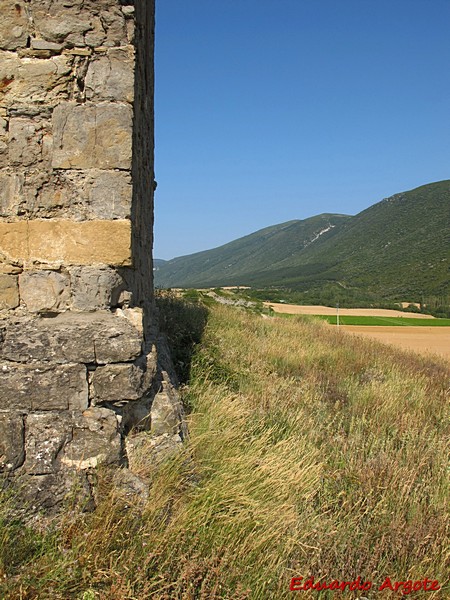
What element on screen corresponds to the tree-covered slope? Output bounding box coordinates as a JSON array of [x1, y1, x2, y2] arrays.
[[155, 214, 350, 288], [155, 181, 450, 297], [250, 180, 450, 297]]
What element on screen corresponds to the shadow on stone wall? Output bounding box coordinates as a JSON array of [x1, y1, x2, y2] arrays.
[[155, 292, 208, 386]]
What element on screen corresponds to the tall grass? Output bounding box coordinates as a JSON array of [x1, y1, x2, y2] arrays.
[[1, 303, 448, 599]]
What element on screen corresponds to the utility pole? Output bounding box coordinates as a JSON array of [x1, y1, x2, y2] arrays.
[[336, 302, 340, 328]]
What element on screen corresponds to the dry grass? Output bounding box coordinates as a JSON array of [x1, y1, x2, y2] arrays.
[[1, 303, 448, 599]]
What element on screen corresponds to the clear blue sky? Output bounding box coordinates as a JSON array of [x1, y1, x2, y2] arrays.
[[154, 0, 450, 259]]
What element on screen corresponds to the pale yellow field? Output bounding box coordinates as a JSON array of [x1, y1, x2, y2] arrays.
[[264, 302, 435, 318], [341, 326, 450, 361], [264, 303, 449, 360]]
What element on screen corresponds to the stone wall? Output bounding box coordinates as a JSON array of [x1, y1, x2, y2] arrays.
[[0, 0, 185, 514]]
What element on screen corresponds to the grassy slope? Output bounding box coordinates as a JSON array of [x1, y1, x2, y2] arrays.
[[1, 302, 449, 599]]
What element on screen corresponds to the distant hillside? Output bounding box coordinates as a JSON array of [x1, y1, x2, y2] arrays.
[[153, 259, 168, 270], [155, 181, 450, 298], [154, 214, 350, 288]]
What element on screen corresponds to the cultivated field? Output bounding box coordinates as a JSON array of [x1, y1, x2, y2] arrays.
[[265, 302, 449, 361], [341, 325, 450, 361], [264, 302, 435, 318]]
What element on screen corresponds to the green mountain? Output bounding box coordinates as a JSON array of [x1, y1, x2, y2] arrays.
[[153, 259, 168, 270], [155, 214, 351, 288], [155, 181, 450, 298]]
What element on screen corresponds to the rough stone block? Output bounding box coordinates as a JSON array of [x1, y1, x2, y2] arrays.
[[18, 170, 132, 220], [1, 311, 142, 364], [30, 39, 64, 52], [8, 119, 42, 167], [0, 274, 19, 310], [29, 0, 127, 48], [0, 170, 21, 217], [126, 432, 183, 473], [0, 1, 29, 50], [88, 171, 133, 219], [0, 362, 88, 411], [85, 46, 134, 103], [0, 52, 72, 107], [117, 307, 143, 334], [0, 412, 24, 471], [98, 7, 127, 47], [24, 412, 72, 474], [0, 220, 132, 267], [150, 385, 184, 437], [0, 259, 21, 275], [91, 363, 145, 402], [19, 270, 70, 312], [20, 471, 91, 514], [61, 406, 122, 470], [52, 103, 132, 170], [70, 266, 126, 311], [0, 114, 7, 168], [32, 4, 97, 46], [126, 17, 135, 44]]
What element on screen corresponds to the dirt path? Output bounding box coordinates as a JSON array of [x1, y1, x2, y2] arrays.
[[340, 326, 450, 361], [264, 303, 435, 319]]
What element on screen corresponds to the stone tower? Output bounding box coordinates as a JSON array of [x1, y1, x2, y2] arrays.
[[0, 0, 184, 512]]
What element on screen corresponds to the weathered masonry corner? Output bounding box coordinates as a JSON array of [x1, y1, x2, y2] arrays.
[[0, 0, 185, 514]]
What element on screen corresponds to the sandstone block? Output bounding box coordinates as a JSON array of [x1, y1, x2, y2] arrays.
[[0, 221, 28, 263], [30, 219, 132, 266], [0, 220, 132, 267], [0, 1, 29, 50], [0, 274, 19, 310], [85, 46, 134, 103], [24, 412, 72, 474], [1, 311, 142, 364], [61, 406, 122, 470], [19, 270, 70, 312], [70, 266, 126, 311], [0, 412, 24, 471], [0, 362, 88, 411], [52, 103, 132, 170]]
